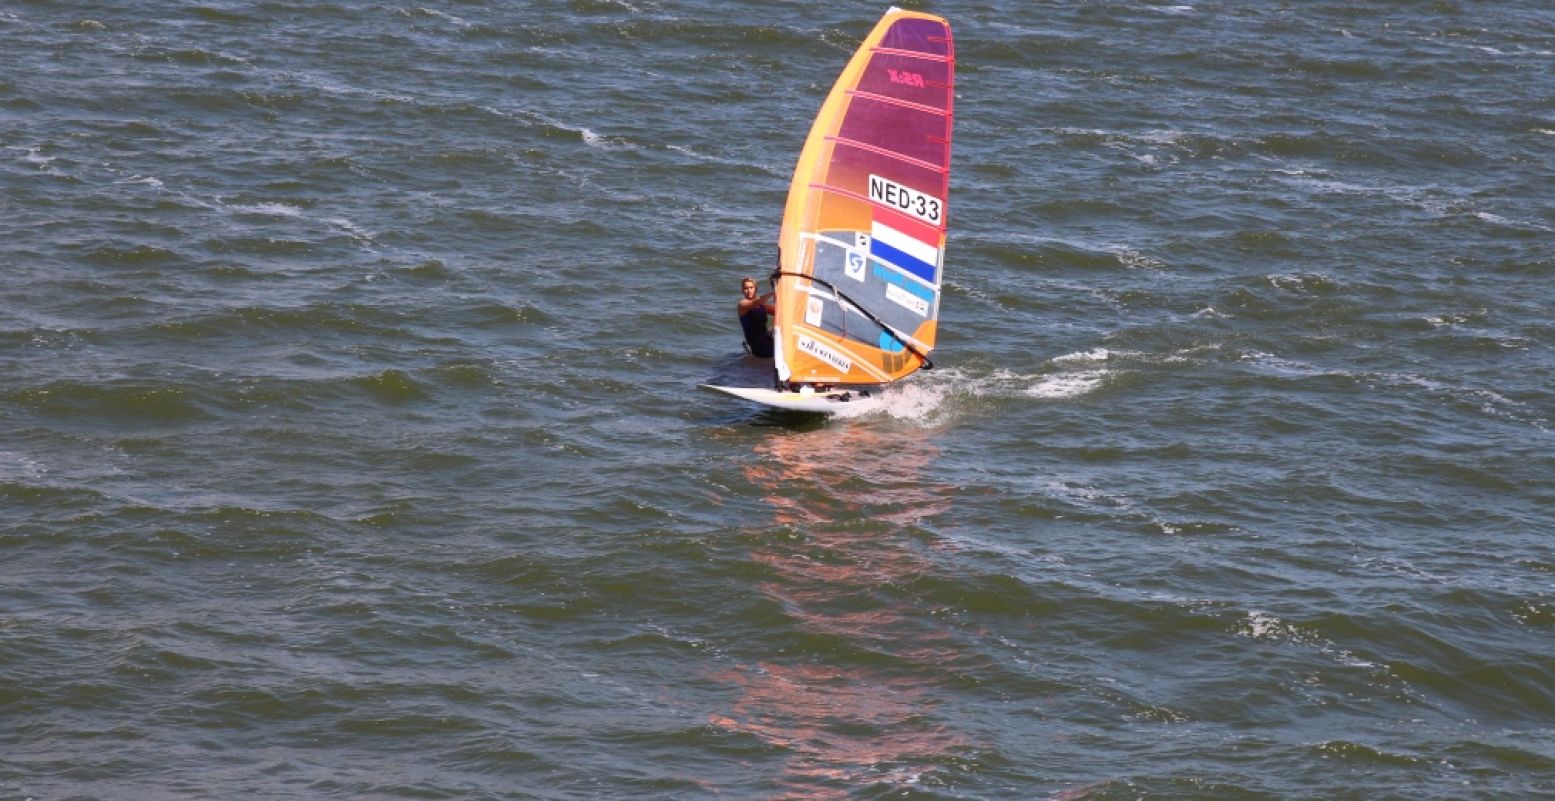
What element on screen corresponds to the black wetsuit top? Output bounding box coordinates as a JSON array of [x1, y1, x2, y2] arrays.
[[740, 306, 774, 358]]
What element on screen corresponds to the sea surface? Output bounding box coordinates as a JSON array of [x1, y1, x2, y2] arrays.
[[3, 1, 1553, 798]]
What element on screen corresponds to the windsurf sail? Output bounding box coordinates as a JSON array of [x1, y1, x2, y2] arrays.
[[772, 7, 954, 387]]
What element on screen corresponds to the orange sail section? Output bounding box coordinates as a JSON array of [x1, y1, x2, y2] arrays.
[[773, 8, 954, 387]]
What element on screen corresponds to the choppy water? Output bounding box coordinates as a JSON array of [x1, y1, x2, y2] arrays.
[[4, 1, 1554, 798]]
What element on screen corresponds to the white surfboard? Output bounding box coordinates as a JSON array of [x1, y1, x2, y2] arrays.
[[699, 384, 882, 414]]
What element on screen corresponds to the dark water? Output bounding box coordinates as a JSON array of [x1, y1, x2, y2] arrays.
[[4, 1, 1554, 798]]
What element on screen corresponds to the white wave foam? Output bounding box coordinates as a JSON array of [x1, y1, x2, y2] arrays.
[[1239, 610, 1377, 669], [665, 143, 766, 171], [1043, 479, 1124, 507], [1134, 130, 1187, 145], [946, 359, 1118, 401], [1025, 370, 1107, 398], [328, 217, 375, 244], [586, 0, 643, 11], [1374, 372, 1446, 392], [1240, 351, 1343, 379], [231, 202, 304, 217], [120, 174, 165, 188], [1425, 309, 1483, 328], [1372, 372, 1551, 433], [413, 7, 470, 27], [1472, 211, 1551, 231], [20, 147, 55, 168], [1513, 601, 1553, 627], [522, 109, 618, 149], [1464, 388, 1551, 432], [832, 361, 1116, 417], [1052, 348, 1111, 364], [0, 450, 46, 481], [1242, 610, 1295, 641], [1113, 248, 1165, 269], [1266, 272, 1334, 292], [834, 381, 951, 422], [215, 199, 375, 246]]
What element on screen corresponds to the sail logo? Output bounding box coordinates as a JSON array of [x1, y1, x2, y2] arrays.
[[868, 174, 942, 225], [887, 69, 925, 88], [886, 283, 929, 317], [845, 247, 867, 281], [798, 334, 852, 374], [805, 296, 825, 326]]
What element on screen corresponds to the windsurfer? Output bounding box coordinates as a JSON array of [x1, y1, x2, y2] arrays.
[[737, 277, 775, 358]]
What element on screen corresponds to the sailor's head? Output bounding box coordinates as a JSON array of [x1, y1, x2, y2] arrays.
[[741, 278, 757, 296]]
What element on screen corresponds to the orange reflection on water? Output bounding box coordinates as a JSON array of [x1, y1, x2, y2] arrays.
[[709, 422, 966, 796]]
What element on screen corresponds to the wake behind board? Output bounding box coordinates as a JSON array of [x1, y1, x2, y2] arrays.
[[699, 384, 881, 415]]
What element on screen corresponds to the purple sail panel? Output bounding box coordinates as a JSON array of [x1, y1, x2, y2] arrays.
[[879, 18, 950, 57], [836, 95, 950, 167], [856, 52, 952, 111], [826, 139, 947, 206]]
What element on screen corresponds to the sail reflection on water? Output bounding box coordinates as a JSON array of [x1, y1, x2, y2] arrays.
[[708, 423, 969, 794]]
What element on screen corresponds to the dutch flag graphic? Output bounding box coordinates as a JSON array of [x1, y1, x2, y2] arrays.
[[868, 211, 940, 286]]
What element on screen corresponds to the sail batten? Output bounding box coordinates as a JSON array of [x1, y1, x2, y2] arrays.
[[844, 90, 947, 116], [803, 181, 949, 222], [824, 137, 948, 174], [772, 8, 954, 387], [871, 47, 952, 61]]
